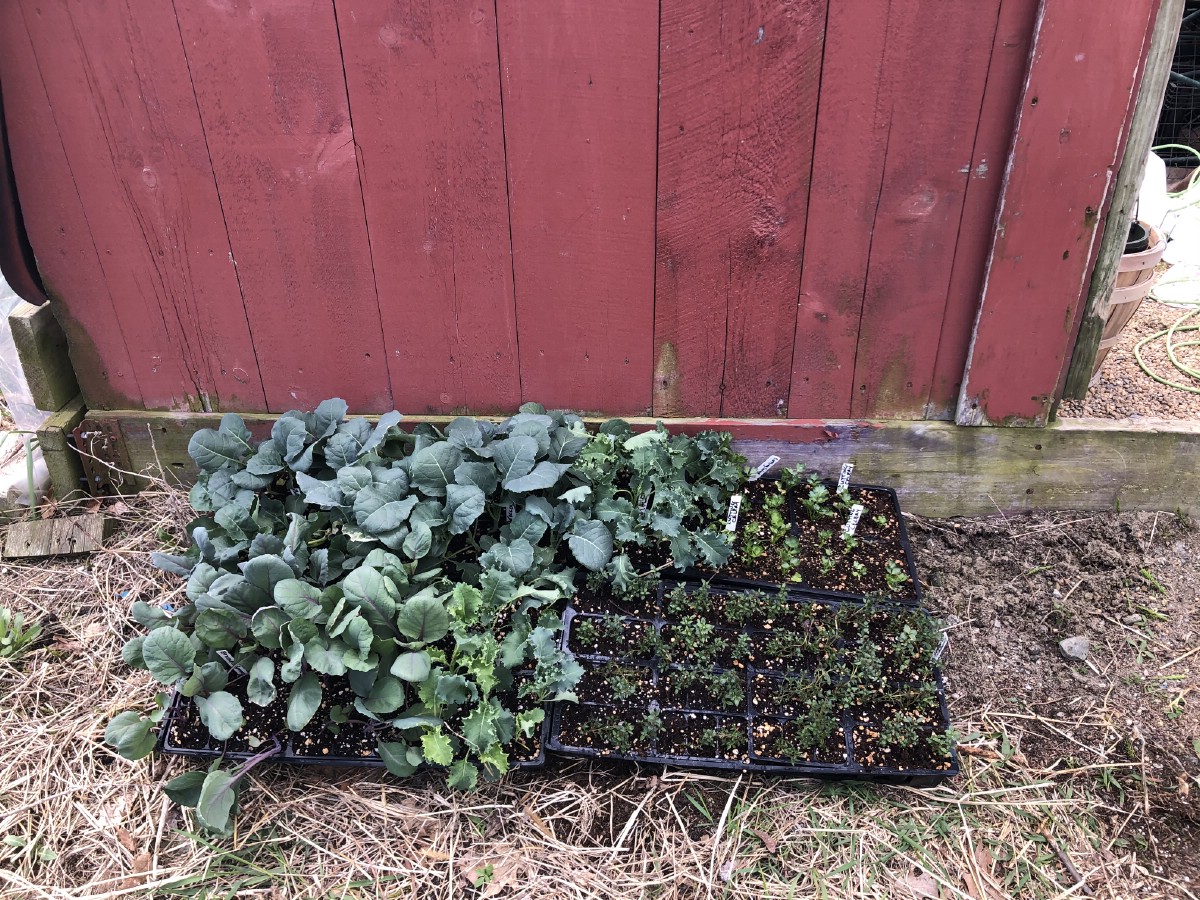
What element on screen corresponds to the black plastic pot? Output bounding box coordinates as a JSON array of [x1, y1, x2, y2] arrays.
[[157, 689, 549, 771], [547, 584, 958, 786], [695, 482, 923, 606], [1126, 221, 1151, 254]]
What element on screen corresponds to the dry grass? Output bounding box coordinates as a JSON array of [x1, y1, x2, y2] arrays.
[[0, 488, 1196, 899]]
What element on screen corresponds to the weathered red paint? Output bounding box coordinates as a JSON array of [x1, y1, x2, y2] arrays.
[[654, 0, 825, 419], [11, 0, 266, 412], [335, 0, 521, 415], [787, 0, 897, 419], [496, 0, 658, 414], [0, 5, 140, 409], [928, 0, 1040, 418], [849, 0, 1001, 419], [174, 0, 391, 413], [958, 2, 1156, 426]]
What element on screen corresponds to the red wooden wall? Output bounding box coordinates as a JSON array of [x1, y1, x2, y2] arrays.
[[0, 0, 1154, 423]]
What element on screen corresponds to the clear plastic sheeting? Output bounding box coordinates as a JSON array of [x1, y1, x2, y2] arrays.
[[0, 271, 52, 431]]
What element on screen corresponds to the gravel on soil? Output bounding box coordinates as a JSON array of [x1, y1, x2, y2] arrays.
[[1059, 290, 1200, 420]]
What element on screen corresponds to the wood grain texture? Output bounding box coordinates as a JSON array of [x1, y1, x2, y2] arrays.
[[497, 0, 658, 414], [11, 0, 266, 413], [1062, 0, 1183, 400], [957, 3, 1157, 426], [174, 0, 391, 413], [0, 5, 140, 409], [2, 514, 109, 558], [927, 0, 1039, 417], [335, 0, 521, 415], [787, 0, 899, 419], [98, 408, 1200, 518], [849, 0, 1001, 419], [654, 0, 825, 419]]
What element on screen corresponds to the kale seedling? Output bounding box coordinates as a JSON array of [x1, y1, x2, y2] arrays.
[[884, 560, 911, 593]]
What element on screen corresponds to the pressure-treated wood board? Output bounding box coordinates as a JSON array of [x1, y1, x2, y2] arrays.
[[497, 0, 658, 413], [849, 0, 1001, 419], [8, 301, 79, 412], [787, 0, 902, 419], [654, 0, 825, 418], [89, 409, 1200, 519], [11, 0, 266, 413], [174, 0, 391, 413], [958, 3, 1157, 426], [2, 513, 108, 558], [928, 0, 1039, 417], [0, 6, 140, 409], [335, 0, 521, 415]]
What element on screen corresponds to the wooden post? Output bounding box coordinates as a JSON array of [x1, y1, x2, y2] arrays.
[[8, 300, 79, 411], [35, 394, 86, 502], [956, 1, 1159, 426], [1061, 0, 1184, 400]]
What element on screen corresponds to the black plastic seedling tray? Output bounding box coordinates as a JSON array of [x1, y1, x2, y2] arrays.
[[546, 583, 957, 786], [157, 689, 549, 771], [699, 481, 923, 606]]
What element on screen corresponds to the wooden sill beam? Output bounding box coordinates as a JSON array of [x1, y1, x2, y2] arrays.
[[76, 410, 1200, 519]]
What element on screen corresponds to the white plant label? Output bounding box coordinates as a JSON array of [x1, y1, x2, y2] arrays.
[[837, 462, 854, 493], [638, 493, 651, 514], [504, 504, 516, 522], [841, 503, 865, 537], [216, 650, 247, 677], [933, 633, 950, 662], [748, 455, 781, 482], [726, 494, 743, 532]]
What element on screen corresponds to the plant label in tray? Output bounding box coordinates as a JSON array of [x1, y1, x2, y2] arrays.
[[837, 462, 854, 493], [748, 456, 781, 482], [216, 649, 247, 677], [841, 504, 864, 537], [726, 494, 743, 532], [933, 633, 949, 662]]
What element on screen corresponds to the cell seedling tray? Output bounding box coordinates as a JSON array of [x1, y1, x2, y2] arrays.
[[157, 688, 549, 771], [703, 481, 923, 606], [547, 581, 957, 786]]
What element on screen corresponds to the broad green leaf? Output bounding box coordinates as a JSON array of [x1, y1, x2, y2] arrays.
[[242, 556, 295, 606], [447, 759, 479, 790], [421, 730, 454, 766], [454, 461, 499, 494], [337, 465, 373, 495], [341, 566, 398, 634], [121, 636, 148, 671], [342, 615, 374, 660], [186, 563, 221, 601], [509, 420, 551, 455], [280, 640, 305, 682], [313, 398, 348, 438], [462, 703, 500, 751], [219, 413, 254, 453], [449, 583, 482, 622], [244, 444, 284, 476], [435, 674, 473, 705], [214, 503, 255, 542], [286, 672, 322, 731], [479, 538, 534, 577], [364, 675, 406, 714], [196, 691, 244, 741], [163, 770, 207, 807], [359, 411, 403, 458], [517, 707, 545, 738], [247, 657, 276, 706], [445, 483, 485, 535], [693, 531, 734, 568], [288, 617, 319, 646], [389, 715, 443, 731], [478, 743, 510, 778], [446, 416, 484, 449], [196, 770, 239, 833], [568, 519, 613, 571], [192, 661, 229, 695], [104, 712, 156, 760], [273, 580, 327, 622], [408, 442, 462, 497], [361, 497, 419, 535], [142, 628, 196, 684], [304, 638, 349, 676], [251, 607, 289, 650], [479, 568, 518, 611], [188, 429, 246, 473], [504, 461, 571, 493], [248, 533, 286, 559], [295, 472, 343, 508], [195, 608, 247, 650], [401, 522, 432, 560], [377, 741, 420, 777], [131, 600, 171, 629], [391, 650, 432, 683], [397, 591, 449, 643], [491, 435, 538, 486]]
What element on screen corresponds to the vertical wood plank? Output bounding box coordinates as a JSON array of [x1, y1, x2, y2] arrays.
[[787, 0, 900, 419], [335, 0, 520, 415], [175, 0, 391, 413], [655, 0, 825, 418], [927, 0, 1039, 417], [958, 3, 1157, 426], [7, 0, 269, 411], [497, 0, 658, 414], [849, 0, 1002, 419], [0, 7, 141, 409]]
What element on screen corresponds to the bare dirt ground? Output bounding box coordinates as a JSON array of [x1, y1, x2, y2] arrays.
[[0, 491, 1197, 899]]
